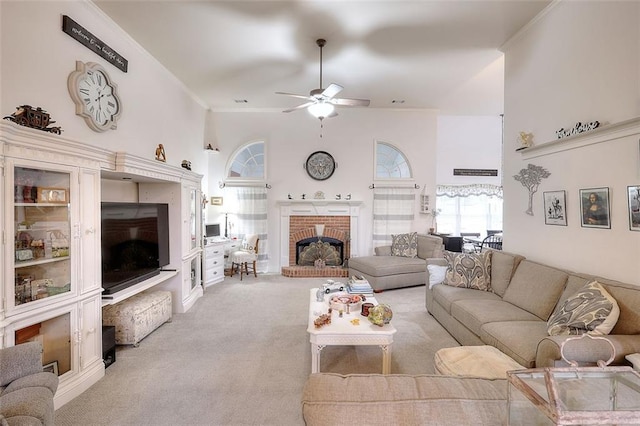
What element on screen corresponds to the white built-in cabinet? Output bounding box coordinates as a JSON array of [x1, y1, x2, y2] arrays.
[[0, 122, 104, 408], [1, 121, 204, 408]]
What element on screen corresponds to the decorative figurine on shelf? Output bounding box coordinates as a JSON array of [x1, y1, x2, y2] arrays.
[[314, 191, 325, 199], [4, 105, 62, 134], [345, 194, 351, 200], [287, 194, 293, 200], [181, 160, 192, 171], [155, 144, 166, 162], [301, 193, 306, 200], [335, 194, 341, 200], [516, 132, 534, 151]]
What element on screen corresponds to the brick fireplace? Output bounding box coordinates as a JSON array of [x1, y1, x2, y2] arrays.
[[278, 200, 362, 278]]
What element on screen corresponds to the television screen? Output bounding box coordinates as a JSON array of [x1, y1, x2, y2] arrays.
[[205, 223, 221, 238], [101, 202, 170, 295]]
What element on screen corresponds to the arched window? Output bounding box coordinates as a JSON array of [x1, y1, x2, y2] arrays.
[[227, 141, 265, 180], [375, 141, 412, 179]]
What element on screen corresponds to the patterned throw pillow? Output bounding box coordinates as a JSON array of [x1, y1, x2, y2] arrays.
[[390, 232, 418, 258], [547, 280, 620, 336], [443, 251, 492, 291]]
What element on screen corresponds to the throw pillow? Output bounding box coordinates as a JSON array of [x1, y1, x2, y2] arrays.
[[547, 280, 620, 336], [390, 232, 418, 258], [427, 264, 447, 289], [443, 251, 492, 291]]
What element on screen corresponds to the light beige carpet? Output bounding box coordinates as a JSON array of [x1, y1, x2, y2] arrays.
[[55, 274, 459, 426]]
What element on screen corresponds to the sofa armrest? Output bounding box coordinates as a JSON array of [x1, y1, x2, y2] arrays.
[[374, 245, 392, 256], [0, 342, 43, 388], [536, 334, 640, 368], [425, 258, 447, 310]]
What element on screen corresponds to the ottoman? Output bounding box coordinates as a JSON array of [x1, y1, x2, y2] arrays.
[[102, 290, 172, 347], [434, 345, 525, 379]]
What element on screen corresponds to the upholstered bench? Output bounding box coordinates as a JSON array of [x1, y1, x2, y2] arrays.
[[434, 345, 525, 379], [102, 290, 172, 347]]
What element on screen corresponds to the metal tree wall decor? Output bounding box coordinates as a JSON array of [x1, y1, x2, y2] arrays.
[[513, 164, 551, 216]]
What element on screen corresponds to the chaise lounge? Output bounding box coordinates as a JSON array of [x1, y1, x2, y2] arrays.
[[348, 233, 444, 292]]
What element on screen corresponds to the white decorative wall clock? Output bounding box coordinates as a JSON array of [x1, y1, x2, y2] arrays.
[[67, 61, 122, 132]]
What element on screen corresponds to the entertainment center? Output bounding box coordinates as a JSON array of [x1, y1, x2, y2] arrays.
[[0, 121, 203, 408]]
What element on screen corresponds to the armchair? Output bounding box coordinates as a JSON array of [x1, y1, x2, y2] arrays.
[[229, 234, 259, 280], [0, 342, 59, 426]]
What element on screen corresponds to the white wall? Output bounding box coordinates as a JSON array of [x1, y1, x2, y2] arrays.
[[436, 115, 503, 186], [0, 1, 207, 183], [502, 1, 640, 284], [205, 108, 439, 272]]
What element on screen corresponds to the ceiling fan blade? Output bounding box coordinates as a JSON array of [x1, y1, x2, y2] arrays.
[[330, 97, 371, 107], [282, 101, 316, 113], [275, 91, 313, 100], [321, 83, 343, 99]]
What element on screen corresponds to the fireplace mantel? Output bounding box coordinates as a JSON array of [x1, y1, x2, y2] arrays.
[[278, 200, 362, 269]]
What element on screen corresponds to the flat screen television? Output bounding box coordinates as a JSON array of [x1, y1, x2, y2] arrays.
[[101, 202, 170, 295]]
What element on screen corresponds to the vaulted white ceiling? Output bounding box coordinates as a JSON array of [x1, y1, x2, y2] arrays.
[[95, 0, 550, 115]]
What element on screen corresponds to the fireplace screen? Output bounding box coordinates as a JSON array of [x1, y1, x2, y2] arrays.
[[296, 237, 343, 266]]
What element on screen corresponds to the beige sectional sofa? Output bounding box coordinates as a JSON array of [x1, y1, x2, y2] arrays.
[[426, 250, 640, 368], [302, 249, 640, 424], [348, 233, 444, 292]]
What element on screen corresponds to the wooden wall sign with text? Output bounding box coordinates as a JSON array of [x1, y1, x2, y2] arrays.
[[453, 169, 498, 177], [62, 15, 128, 73]]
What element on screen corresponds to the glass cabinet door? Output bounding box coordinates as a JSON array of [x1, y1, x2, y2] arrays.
[[13, 166, 72, 308], [189, 188, 197, 250]]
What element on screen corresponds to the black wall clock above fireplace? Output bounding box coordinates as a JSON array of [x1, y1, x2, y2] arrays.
[[305, 151, 336, 181]]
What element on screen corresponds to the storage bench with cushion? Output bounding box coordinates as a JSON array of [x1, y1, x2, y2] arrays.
[[102, 290, 172, 347], [348, 233, 444, 292]]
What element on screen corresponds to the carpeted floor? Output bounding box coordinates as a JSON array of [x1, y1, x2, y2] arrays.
[[55, 274, 459, 426]]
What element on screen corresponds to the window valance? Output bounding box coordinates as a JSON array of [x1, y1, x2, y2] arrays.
[[436, 184, 503, 198]]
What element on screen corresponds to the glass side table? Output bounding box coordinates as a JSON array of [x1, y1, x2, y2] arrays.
[[507, 335, 640, 425]]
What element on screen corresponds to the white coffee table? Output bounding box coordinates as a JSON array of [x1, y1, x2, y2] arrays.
[[307, 288, 397, 374]]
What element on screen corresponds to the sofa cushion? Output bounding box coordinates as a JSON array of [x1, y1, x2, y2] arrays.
[[490, 251, 525, 297], [349, 255, 426, 277], [391, 232, 418, 258], [417, 233, 444, 259], [427, 264, 447, 289], [443, 251, 491, 291], [432, 285, 502, 314], [0, 387, 55, 426], [480, 321, 549, 368], [503, 260, 568, 320], [302, 373, 507, 426], [559, 274, 640, 335], [451, 299, 540, 337], [547, 280, 620, 336]]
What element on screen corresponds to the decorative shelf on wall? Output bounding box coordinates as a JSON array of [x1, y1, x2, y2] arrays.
[[520, 116, 640, 159]]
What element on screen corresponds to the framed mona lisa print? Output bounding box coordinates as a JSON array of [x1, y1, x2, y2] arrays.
[[580, 187, 610, 229]]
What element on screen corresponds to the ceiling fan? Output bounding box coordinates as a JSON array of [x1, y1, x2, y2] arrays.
[[276, 38, 370, 120]]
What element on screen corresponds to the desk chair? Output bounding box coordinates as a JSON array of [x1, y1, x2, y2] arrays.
[[460, 232, 481, 253], [229, 234, 259, 280], [480, 234, 503, 252]]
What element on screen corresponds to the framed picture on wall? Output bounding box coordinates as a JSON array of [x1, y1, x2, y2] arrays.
[[543, 190, 567, 226], [580, 187, 611, 229], [628, 185, 640, 231]]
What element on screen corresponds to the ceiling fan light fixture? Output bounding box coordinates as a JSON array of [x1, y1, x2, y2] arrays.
[[307, 102, 334, 119]]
